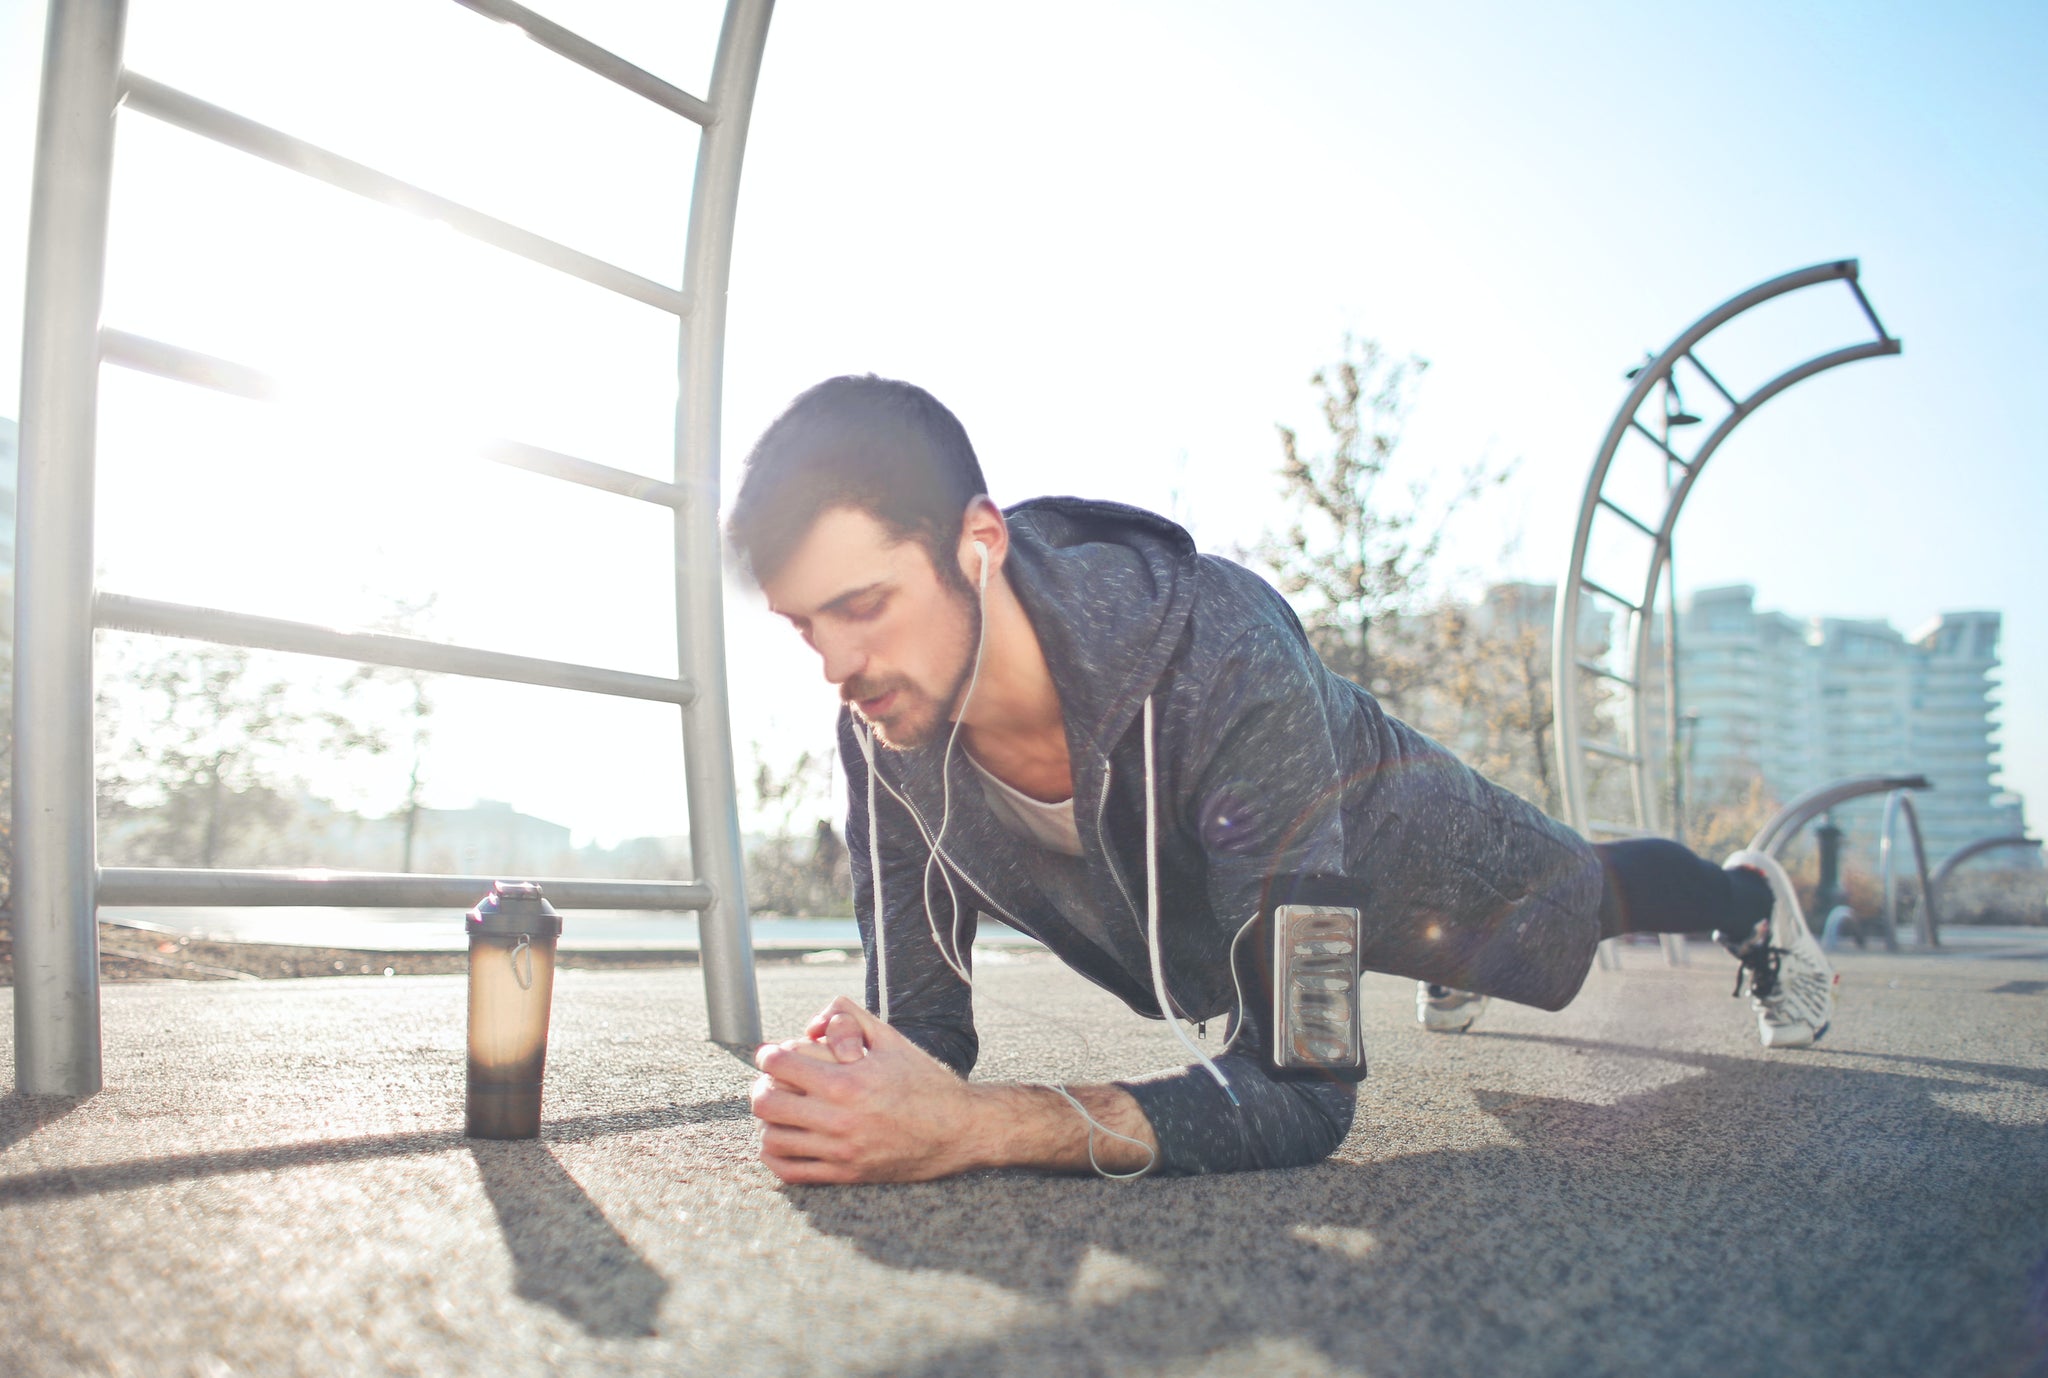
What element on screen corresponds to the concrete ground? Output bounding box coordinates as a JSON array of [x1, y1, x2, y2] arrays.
[[2, 939, 2045, 1378]]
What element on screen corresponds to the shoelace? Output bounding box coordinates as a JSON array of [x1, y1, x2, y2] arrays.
[[1725, 936, 1787, 1001]]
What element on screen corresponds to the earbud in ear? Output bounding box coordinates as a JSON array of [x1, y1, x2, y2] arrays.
[[972, 539, 990, 591]]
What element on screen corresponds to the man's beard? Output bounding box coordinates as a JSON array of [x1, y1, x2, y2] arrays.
[[844, 594, 982, 752]]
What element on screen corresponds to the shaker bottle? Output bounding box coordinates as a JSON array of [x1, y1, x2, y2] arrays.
[[465, 880, 563, 1139]]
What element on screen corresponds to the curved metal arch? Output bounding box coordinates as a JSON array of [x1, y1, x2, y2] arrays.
[[1930, 835, 2043, 893], [1623, 340, 1904, 716], [1554, 261, 1904, 842], [1748, 773, 1932, 859], [1878, 789, 1939, 948]]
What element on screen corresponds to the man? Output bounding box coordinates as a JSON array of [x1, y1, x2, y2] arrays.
[[731, 376, 1834, 1183]]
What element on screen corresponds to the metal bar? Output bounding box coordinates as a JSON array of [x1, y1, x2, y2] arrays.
[[101, 327, 273, 399], [1749, 773, 1933, 858], [448, 0, 715, 126], [1627, 416, 1693, 470], [1574, 658, 1637, 687], [99, 867, 710, 910], [476, 436, 689, 509], [120, 73, 691, 318], [674, 0, 773, 1048], [1662, 466, 1684, 849], [94, 592, 698, 705], [1583, 740, 1642, 764], [1580, 576, 1642, 614], [1684, 350, 1739, 409], [13, 0, 127, 1097], [1879, 790, 1941, 949], [1930, 834, 2042, 892], [100, 329, 689, 508], [1844, 275, 1893, 343], [1596, 494, 1659, 538]]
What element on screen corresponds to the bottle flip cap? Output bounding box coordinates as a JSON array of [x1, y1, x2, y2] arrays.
[[466, 880, 564, 938]]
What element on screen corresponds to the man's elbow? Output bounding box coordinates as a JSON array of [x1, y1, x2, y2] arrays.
[[1300, 1084, 1357, 1163]]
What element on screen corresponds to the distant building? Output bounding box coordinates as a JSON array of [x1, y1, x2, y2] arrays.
[[286, 795, 688, 880], [1677, 586, 2026, 863], [400, 799, 574, 876]]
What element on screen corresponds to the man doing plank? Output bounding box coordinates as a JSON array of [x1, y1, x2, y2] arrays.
[[731, 376, 1834, 1183]]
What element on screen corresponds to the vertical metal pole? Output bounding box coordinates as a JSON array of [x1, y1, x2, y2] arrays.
[[1658, 440, 1688, 966], [1663, 464, 1684, 845], [13, 0, 127, 1096], [674, 0, 772, 1046]]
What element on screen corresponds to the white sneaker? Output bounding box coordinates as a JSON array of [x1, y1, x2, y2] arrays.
[[1417, 982, 1490, 1033], [1719, 849, 1836, 1049]]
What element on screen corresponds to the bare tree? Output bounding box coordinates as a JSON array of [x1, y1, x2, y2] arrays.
[[1429, 588, 1561, 815], [341, 597, 438, 871], [96, 640, 389, 868], [745, 741, 848, 916], [1252, 336, 1507, 718]]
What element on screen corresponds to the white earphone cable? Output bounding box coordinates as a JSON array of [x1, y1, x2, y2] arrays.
[[918, 540, 994, 984], [1045, 1083, 1156, 1180]]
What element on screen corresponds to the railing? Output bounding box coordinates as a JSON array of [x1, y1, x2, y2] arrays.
[[1929, 835, 2042, 894], [13, 0, 776, 1096]]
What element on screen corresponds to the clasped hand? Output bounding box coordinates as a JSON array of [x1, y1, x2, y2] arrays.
[[750, 995, 989, 1184]]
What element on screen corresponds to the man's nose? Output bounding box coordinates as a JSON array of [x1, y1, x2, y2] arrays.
[[816, 630, 866, 687]]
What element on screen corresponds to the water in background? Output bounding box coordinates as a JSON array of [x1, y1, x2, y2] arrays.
[[101, 906, 1041, 952]]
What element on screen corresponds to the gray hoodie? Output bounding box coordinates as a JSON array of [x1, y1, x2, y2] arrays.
[[839, 497, 1604, 1175]]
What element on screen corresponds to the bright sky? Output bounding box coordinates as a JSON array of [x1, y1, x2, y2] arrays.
[[2, 0, 2042, 847]]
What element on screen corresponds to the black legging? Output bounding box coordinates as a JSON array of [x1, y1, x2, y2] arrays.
[[1594, 838, 1773, 943]]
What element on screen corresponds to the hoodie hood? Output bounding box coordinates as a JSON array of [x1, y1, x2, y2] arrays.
[[998, 496, 1200, 761]]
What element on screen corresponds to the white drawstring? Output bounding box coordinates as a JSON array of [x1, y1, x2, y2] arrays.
[[855, 723, 890, 1023], [1142, 696, 1238, 1104]]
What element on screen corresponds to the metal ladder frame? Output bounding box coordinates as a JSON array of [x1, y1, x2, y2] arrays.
[[14, 0, 774, 1095], [1552, 261, 1903, 969]]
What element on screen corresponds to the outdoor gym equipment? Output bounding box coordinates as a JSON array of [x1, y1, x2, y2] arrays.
[[1551, 261, 1902, 967], [14, 0, 776, 1095]]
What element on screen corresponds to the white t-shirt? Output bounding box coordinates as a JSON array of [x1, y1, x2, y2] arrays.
[[968, 755, 1083, 856]]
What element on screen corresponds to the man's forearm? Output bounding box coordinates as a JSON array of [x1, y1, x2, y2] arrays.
[[966, 1081, 1159, 1175]]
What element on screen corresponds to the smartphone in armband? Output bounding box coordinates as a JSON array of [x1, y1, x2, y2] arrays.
[[1246, 875, 1368, 1082]]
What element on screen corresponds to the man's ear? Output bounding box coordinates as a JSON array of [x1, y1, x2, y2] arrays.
[[957, 497, 1008, 590]]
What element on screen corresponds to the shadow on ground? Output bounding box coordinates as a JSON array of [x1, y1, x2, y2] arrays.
[[0, 1094, 80, 1157], [470, 1140, 669, 1337], [0, 1097, 745, 1206], [0, 1096, 741, 1340], [787, 1039, 2048, 1378]]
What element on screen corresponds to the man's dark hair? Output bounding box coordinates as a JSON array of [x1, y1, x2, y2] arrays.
[[727, 375, 989, 589]]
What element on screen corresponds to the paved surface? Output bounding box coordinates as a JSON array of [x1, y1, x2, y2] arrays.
[[3, 940, 2046, 1378]]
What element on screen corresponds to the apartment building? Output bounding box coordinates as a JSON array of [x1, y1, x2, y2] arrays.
[[1678, 585, 2024, 862]]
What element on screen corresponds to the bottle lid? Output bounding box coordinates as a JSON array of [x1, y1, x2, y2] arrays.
[[466, 880, 563, 937]]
